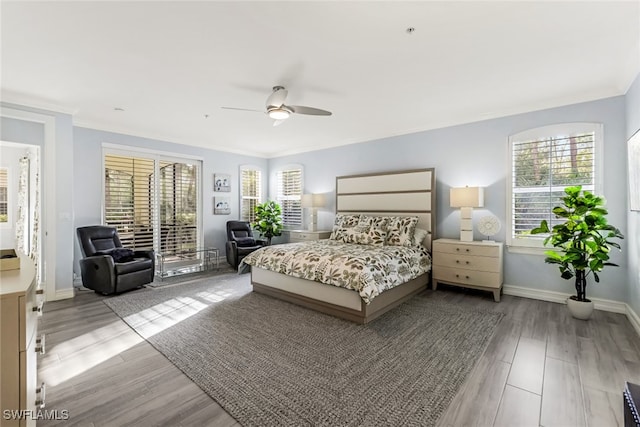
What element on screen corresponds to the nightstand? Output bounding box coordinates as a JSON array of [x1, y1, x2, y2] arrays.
[[289, 230, 332, 243], [432, 238, 504, 302]]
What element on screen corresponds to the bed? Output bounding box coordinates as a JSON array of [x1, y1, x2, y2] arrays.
[[241, 168, 436, 324]]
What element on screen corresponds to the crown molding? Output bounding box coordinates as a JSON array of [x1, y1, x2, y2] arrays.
[[1, 90, 79, 115]]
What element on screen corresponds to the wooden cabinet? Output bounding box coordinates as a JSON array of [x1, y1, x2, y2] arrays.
[[1, 257, 42, 427], [432, 238, 504, 302], [288, 230, 332, 243]]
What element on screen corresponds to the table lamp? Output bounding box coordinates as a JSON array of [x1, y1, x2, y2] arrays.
[[301, 193, 325, 232], [450, 186, 484, 241]]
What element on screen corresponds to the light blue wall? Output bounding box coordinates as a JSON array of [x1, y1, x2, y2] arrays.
[[269, 96, 629, 302], [626, 72, 640, 315], [1, 117, 44, 145], [72, 127, 268, 276]]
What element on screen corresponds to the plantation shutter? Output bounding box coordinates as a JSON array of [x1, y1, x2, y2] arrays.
[[276, 168, 302, 226], [511, 131, 595, 239], [105, 153, 200, 255], [104, 154, 155, 250], [0, 168, 7, 222], [158, 160, 199, 255], [241, 168, 261, 222]]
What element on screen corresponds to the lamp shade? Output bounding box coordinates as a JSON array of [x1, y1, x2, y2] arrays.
[[301, 193, 325, 208], [450, 187, 484, 208]]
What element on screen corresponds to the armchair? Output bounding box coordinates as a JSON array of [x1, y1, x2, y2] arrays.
[[225, 220, 266, 270], [77, 226, 155, 295]]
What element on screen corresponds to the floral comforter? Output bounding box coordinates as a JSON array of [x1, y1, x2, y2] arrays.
[[240, 240, 431, 304]]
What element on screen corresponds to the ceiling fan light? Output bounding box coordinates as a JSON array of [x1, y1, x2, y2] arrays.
[[268, 108, 290, 120]]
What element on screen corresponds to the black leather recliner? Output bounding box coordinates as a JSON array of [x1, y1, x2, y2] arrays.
[[225, 221, 266, 270], [77, 226, 155, 295]]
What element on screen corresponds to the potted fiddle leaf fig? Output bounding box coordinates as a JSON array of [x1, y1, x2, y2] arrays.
[[531, 186, 623, 320], [252, 200, 283, 246]]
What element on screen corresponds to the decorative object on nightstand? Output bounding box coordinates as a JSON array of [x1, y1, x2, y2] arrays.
[[450, 186, 484, 242], [289, 230, 332, 243], [477, 215, 501, 242], [432, 238, 504, 302], [301, 193, 325, 232]]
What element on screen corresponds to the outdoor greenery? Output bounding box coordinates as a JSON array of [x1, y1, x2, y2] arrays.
[[531, 186, 623, 301], [513, 133, 595, 237], [252, 200, 283, 245]]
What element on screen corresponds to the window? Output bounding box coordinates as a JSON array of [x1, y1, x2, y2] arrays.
[[104, 152, 201, 257], [507, 123, 602, 250], [240, 167, 262, 223], [0, 168, 7, 223], [275, 166, 303, 226]]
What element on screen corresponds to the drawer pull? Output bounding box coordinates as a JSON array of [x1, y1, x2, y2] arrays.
[[456, 274, 459, 278], [35, 382, 46, 409], [32, 301, 44, 315], [466, 261, 470, 264], [36, 288, 45, 295], [456, 248, 460, 251], [456, 260, 459, 263], [466, 249, 470, 252], [35, 334, 46, 355]]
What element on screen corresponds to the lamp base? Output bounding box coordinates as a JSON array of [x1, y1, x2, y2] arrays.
[[460, 230, 474, 242]]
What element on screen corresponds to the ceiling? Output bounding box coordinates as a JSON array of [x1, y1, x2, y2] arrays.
[[2, 1, 639, 158]]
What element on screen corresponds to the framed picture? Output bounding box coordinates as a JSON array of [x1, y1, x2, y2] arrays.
[[214, 173, 231, 192], [213, 197, 231, 215], [629, 129, 640, 211]]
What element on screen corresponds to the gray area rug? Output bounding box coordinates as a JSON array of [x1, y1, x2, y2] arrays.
[[104, 273, 503, 426]]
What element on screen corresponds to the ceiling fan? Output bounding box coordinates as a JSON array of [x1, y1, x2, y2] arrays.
[[221, 86, 332, 126]]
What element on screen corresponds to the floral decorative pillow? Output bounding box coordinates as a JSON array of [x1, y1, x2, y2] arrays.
[[386, 216, 419, 247], [359, 215, 390, 233], [331, 226, 386, 246], [333, 213, 361, 228], [330, 214, 362, 240]]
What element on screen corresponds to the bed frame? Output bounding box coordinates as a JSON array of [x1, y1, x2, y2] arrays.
[[251, 168, 436, 324]]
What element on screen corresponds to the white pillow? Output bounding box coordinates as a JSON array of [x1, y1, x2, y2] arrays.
[[412, 227, 429, 246]]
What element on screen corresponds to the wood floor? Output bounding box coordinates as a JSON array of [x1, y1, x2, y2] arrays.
[[37, 281, 640, 427]]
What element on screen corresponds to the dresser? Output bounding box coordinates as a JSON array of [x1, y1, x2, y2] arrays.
[[1, 257, 43, 426], [288, 230, 332, 243], [432, 238, 504, 302]]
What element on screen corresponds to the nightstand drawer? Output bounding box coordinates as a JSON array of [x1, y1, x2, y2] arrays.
[[433, 266, 501, 289], [433, 241, 500, 258], [289, 230, 331, 242], [433, 253, 501, 273]]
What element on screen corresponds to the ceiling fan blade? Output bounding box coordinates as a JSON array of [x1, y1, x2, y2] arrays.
[[266, 87, 288, 108], [289, 105, 332, 116], [273, 119, 286, 127], [220, 107, 263, 113]]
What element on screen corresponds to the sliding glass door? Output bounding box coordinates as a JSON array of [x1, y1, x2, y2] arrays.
[[103, 151, 201, 268]]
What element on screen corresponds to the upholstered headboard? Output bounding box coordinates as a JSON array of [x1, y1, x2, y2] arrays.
[[335, 168, 436, 250]]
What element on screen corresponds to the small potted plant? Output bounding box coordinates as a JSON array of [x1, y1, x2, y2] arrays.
[[531, 186, 623, 320], [252, 200, 283, 246]]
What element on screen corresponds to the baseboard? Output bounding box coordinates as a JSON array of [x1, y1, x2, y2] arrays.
[[626, 303, 640, 338], [50, 288, 75, 301], [503, 284, 638, 337], [502, 284, 627, 313]]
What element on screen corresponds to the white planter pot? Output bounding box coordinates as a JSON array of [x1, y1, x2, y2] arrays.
[[566, 297, 594, 320]]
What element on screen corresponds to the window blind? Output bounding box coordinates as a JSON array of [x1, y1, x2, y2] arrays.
[[159, 160, 198, 255], [511, 132, 595, 239], [241, 168, 261, 222], [104, 155, 155, 250], [104, 154, 200, 256], [0, 168, 7, 222], [276, 168, 302, 226]]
